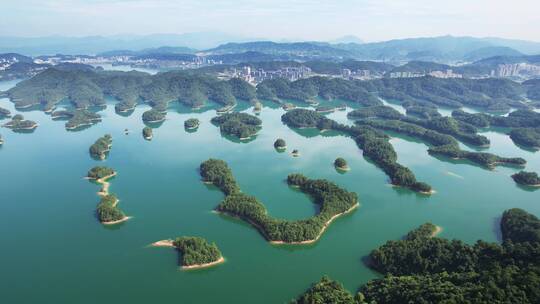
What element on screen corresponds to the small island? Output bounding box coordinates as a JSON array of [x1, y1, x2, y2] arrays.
[[89, 134, 112, 160], [142, 127, 153, 140], [87, 166, 128, 225], [64, 109, 101, 130], [0, 134, 4, 145], [210, 112, 262, 140], [292, 149, 300, 157], [142, 108, 166, 123], [2, 114, 38, 131], [512, 171, 540, 187], [184, 118, 200, 130], [274, 138, 287, 150], [334, 157, 350, 171], [151, 237, 224, 270], [199, 159, 359, 244]]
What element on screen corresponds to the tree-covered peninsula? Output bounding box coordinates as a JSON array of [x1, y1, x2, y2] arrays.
[[142, 127, 153, 140], [294, 208, 540, 303], [210, 112, 262, 139], [89, 134, 112, 160], [86, 166, 128, 224], [2, 114, 38, 131], [200, 159, 358, 243], [282, 109, 432, 193], [51, 109, 101, 130], [512, 171, 540, 187], [184, 118, 200, 130]]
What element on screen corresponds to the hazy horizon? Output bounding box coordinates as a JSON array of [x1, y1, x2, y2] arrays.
[[2, 0, 539, 43]]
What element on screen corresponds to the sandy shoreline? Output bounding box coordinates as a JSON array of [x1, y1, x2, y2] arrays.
[[270, 202, 359, 245], [93, 172, 117, 197], [335, 165, 350, 171], [431, 225, 442, 237], [217, 202, 359, 245], [102, 216, 131, 225], [150, 239, 175, 247], [181, 256, 225, 270]]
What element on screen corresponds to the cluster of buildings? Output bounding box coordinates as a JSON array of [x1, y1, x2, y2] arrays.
[[341, 69, 380, 80], [0, 55, 22, 71], [491, 63, 540, 79], [127, 56, 223, 70], [230, 66, 312, 84], [388, 69, 463, 79]]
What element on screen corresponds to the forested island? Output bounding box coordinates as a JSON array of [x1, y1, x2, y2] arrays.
[[142, 108, 166, 123], [89, 134, 112, 160], [184, 118, 200, 130], [344, 105, 527, 170], [512, 171, 540, 187], [274, 138, 287, 150], [452, 109, 540, 149], [51, 109, 101, 130], [294, 208, 540, 303], [199, 159, 358, 244], [334, 157, 349, 171], [210, 112, 261, 139], [282, 109, 433, 193], [86, 166, 128, 224], [6, 68, 539, 121], [2, 114, 38, 131], [142, 127, 153, 140], [152, 237, 224, 269]]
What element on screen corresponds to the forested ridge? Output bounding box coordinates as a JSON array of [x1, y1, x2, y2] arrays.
[[199, 159, 358, 243], [6, 68, 539, 115]]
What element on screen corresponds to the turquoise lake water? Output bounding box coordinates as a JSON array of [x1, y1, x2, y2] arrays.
[[0, 79, 538, 303]]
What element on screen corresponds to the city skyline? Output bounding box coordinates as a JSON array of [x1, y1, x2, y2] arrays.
[[1, 0, 539, 42]]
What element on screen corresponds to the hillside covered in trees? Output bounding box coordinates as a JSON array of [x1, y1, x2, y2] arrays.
[[5, 68, 539, 117], [199, 159, 358, 243], [294, 208, 540, 303]]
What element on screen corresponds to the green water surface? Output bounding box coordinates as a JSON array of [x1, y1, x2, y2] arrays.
[[0, 79, 539, 303]]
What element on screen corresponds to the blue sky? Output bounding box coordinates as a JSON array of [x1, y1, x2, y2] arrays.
[[2, 0, 539, 41]]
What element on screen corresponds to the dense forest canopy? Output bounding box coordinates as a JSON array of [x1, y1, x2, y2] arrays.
[[294, 208, 540, 304]]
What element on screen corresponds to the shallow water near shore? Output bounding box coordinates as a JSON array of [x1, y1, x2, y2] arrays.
[[0, 79, 539, 303]]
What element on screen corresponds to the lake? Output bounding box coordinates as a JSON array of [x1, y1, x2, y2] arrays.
[[0, 79, 538, 303]]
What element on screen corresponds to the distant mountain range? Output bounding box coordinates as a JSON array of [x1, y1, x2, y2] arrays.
[[203, 35, 540, 63], [1, 34, 539, 63], [0, 32, 255, 55]]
